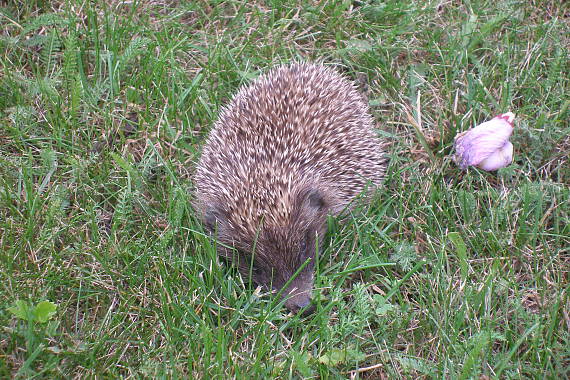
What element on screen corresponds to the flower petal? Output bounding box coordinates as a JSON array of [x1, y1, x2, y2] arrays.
[[454, 113, 515, 170], [477, 141, 514, 171]]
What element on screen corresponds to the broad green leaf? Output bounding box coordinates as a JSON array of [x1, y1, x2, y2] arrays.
[[7, 300, 32, 321], [374, 295, 396, 316], [318, 348, 365, 366], [33, 301, 57, 323], [7, 300, 57, 323], [319, 349, 346, 366], [291, 351, 313, 377]]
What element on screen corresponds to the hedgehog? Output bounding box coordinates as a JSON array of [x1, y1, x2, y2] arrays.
[[194, 63, 387, 312]]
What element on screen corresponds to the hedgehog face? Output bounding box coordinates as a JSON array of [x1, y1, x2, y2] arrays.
[[203, 187, 331, 312], [254, 217, 325, 312]]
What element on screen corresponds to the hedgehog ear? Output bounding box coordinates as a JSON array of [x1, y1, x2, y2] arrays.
[[306, 189, 326, 212], [204, 206, 226, 232]]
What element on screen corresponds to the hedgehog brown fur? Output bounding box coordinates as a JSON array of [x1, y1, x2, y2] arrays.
[[194, 63, 387, 311]]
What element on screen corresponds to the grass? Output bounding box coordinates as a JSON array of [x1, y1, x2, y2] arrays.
[[0, 0, 568, 378]]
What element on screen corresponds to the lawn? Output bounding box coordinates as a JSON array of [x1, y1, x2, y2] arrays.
[[1, 0, 568, 378]]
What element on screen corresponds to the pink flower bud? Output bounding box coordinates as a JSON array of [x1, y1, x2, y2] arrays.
[[453, 112, 515, 171]]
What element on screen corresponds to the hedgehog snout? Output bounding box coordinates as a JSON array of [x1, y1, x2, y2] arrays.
[[281, 271, 314, 313], [285, 292, 314, 315]]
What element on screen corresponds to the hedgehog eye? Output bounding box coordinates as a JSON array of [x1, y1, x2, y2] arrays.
[[204, 206, 225, 232], [300, 239, 308, 254]]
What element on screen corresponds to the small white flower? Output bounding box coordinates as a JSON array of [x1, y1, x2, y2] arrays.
[[454, 112, 515, 171]]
